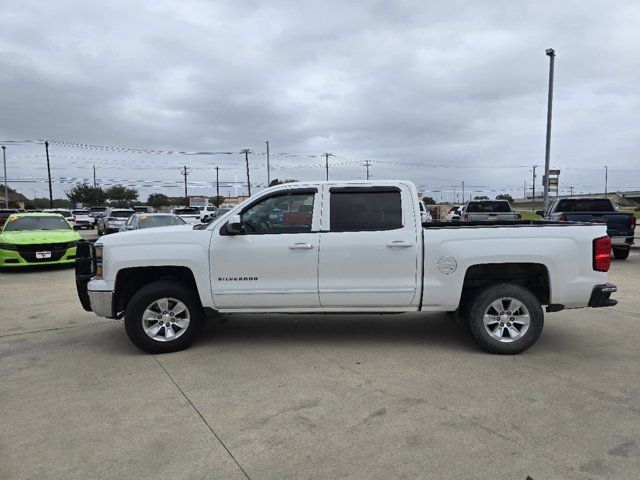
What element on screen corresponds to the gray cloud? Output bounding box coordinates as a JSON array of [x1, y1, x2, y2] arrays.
[[1, 0, 638, 201]]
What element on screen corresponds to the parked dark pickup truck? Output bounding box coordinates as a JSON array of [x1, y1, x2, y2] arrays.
[[540, 198, 636, 259]]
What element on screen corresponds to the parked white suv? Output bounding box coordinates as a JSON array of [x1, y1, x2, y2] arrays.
[[97, 208, 134, 235]]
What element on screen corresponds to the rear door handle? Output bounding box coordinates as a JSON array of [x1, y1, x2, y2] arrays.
[[386, 241, 414, 248], [289, 243, 314, 250]]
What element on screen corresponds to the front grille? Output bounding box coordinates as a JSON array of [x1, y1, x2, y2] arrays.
[[75, 241, 95, 277], [16, 242, 75, 253]]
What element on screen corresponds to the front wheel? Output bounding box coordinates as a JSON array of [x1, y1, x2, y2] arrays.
[[613, 247, 630, 260], [464, 283, 544, 354], [125, 280, 204, 353]]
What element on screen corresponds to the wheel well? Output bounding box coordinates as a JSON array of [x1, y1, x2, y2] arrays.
[[113, 266, 200, 316], [460, 263, 550, 308]]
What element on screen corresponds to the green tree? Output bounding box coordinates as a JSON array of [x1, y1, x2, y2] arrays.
[[147, 193, 170, 209], [495, 194, 514, 203], [422, 196, 436, 206], [208, 196, 225, 207], [66, 183, 107, 206], [474, 195, 489, 200], [105, 184, 138, 207]]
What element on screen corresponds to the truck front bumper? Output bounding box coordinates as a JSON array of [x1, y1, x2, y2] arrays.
[[87, 290, 114, 318], [588, 283, 618, 308]]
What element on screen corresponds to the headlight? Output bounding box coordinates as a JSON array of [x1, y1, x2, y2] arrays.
[[0, 243, 17, 251], [94, 244, 103, 278]]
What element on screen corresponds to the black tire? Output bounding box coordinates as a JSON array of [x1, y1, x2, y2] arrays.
[[464, 283, 544, 355], [613, 247, 630, 260], [124, 280, 204, 354]]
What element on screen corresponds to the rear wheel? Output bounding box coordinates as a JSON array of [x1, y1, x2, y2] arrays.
[[125, 280, 204, 353], [613, 247, 630, 260], [464, 283, 544, 354]]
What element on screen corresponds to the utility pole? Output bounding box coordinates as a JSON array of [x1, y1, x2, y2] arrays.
[[2, 146, 8, 209], [324, 153, 331, 181], [523, 180, 526, 199], [214, 166, 220, 199], [242, 149, 251, 196], [45, 140, 53, 207], [93, 165, 97, 188], [569, 186, 574, 197], [531, 165, 537, 211], [543, 48, 556, 212], [265, 141, 271, 186], [453, 186, 457, 204], [364, 160, 371, 180], [461, 181, 465, 202], [179, 166, 191, 205], [604, 165, 608, 196]]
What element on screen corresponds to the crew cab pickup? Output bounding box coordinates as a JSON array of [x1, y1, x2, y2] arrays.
[[462, 200, 521, 221], [541, 198, 636, 260], [75, 181, 617, 355]]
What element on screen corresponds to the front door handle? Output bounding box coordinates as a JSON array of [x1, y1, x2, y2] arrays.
[[386, 241, 414, 248], [289, 243, 314, 250]]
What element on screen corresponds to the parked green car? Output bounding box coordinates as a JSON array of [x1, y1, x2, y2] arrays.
[[0, 213, 82, 267]]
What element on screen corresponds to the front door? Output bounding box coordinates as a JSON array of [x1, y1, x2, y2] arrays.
[[318, 185, 420, 308], [210, 187, 320, 309]]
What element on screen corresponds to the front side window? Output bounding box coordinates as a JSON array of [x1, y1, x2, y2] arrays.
[[330, 188, 403, 232], [240, 191, 315, 234]]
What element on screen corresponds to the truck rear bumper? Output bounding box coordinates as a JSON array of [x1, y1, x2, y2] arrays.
[[610, 236, 634, 247], [588, 283, 618, 308]]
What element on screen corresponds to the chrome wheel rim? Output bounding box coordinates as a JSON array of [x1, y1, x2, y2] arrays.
[[142, 298, 190, 342], [483, 297, 530, 343]]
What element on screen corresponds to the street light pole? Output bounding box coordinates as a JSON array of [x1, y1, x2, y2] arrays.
[[2, 146, 8, 209], [45, 140, 53, 208], [265, 141, 271, 186], [604, 165, 608, 196], [542, 48, 555, 213]]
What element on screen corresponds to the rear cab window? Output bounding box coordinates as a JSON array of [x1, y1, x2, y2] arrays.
[[555, 199, 615, 213], [328, 186, 403, 232], [466, 201, 512, 213]]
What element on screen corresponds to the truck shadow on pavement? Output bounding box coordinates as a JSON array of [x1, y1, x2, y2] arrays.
[[192, 312, 479, 352]]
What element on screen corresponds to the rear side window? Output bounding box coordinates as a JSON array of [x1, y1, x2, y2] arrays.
[[556, 199, 615, 213], [330, 187, 403, 232], [466, 201, 511, 213]]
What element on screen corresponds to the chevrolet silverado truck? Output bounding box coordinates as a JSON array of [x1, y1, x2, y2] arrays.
[[540, 197, 636, 260], [75, 181, 617, 355]]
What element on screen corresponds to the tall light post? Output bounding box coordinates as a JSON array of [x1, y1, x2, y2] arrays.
[[542, 48, 556, 212], [265, 141, 271, 186], [2, 146, 8, 209], [604, 165, 608, 196]]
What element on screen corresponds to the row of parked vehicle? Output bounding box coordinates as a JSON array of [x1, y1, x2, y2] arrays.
[[443, 198, 636, 259]]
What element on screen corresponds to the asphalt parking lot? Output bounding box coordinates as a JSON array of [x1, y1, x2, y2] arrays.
[[1, 232, 639, 480]]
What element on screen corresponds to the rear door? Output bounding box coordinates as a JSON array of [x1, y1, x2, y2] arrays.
[[318, 184, 420, 308]]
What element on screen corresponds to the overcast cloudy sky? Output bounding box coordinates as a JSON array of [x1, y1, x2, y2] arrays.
[[1, 0, 639, 202]]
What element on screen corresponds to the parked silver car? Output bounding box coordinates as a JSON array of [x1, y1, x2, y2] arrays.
[[97, 208, 134, 235], [119, 213, 186, 231]]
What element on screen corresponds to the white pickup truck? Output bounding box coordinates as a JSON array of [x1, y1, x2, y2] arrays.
[[75, 180, 617, 355]]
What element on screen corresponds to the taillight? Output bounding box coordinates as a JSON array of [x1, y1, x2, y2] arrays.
[[516, 213, 522, 220], [559, 214, 567, 221], [631, 216, 636, 231], [108, 216, 116, 221], [463, 213, 469, 221], [593, 236, 611, 272]]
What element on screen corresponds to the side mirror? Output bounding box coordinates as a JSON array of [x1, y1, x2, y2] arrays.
[[226, 214, 243, 235], [535, 210, 544, 216]]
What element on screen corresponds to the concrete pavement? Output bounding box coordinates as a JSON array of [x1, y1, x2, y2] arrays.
[[1, 245, 639, 479]]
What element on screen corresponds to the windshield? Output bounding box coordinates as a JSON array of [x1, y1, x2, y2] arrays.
[[72, 210, 90, 215], [174, 208, 199, 215], [3, 216, 71, 231], [111, 211, 133, 218], [466, 201, 511, 213], [140, 216, 186, 228], [556, 199, 615, 213]]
